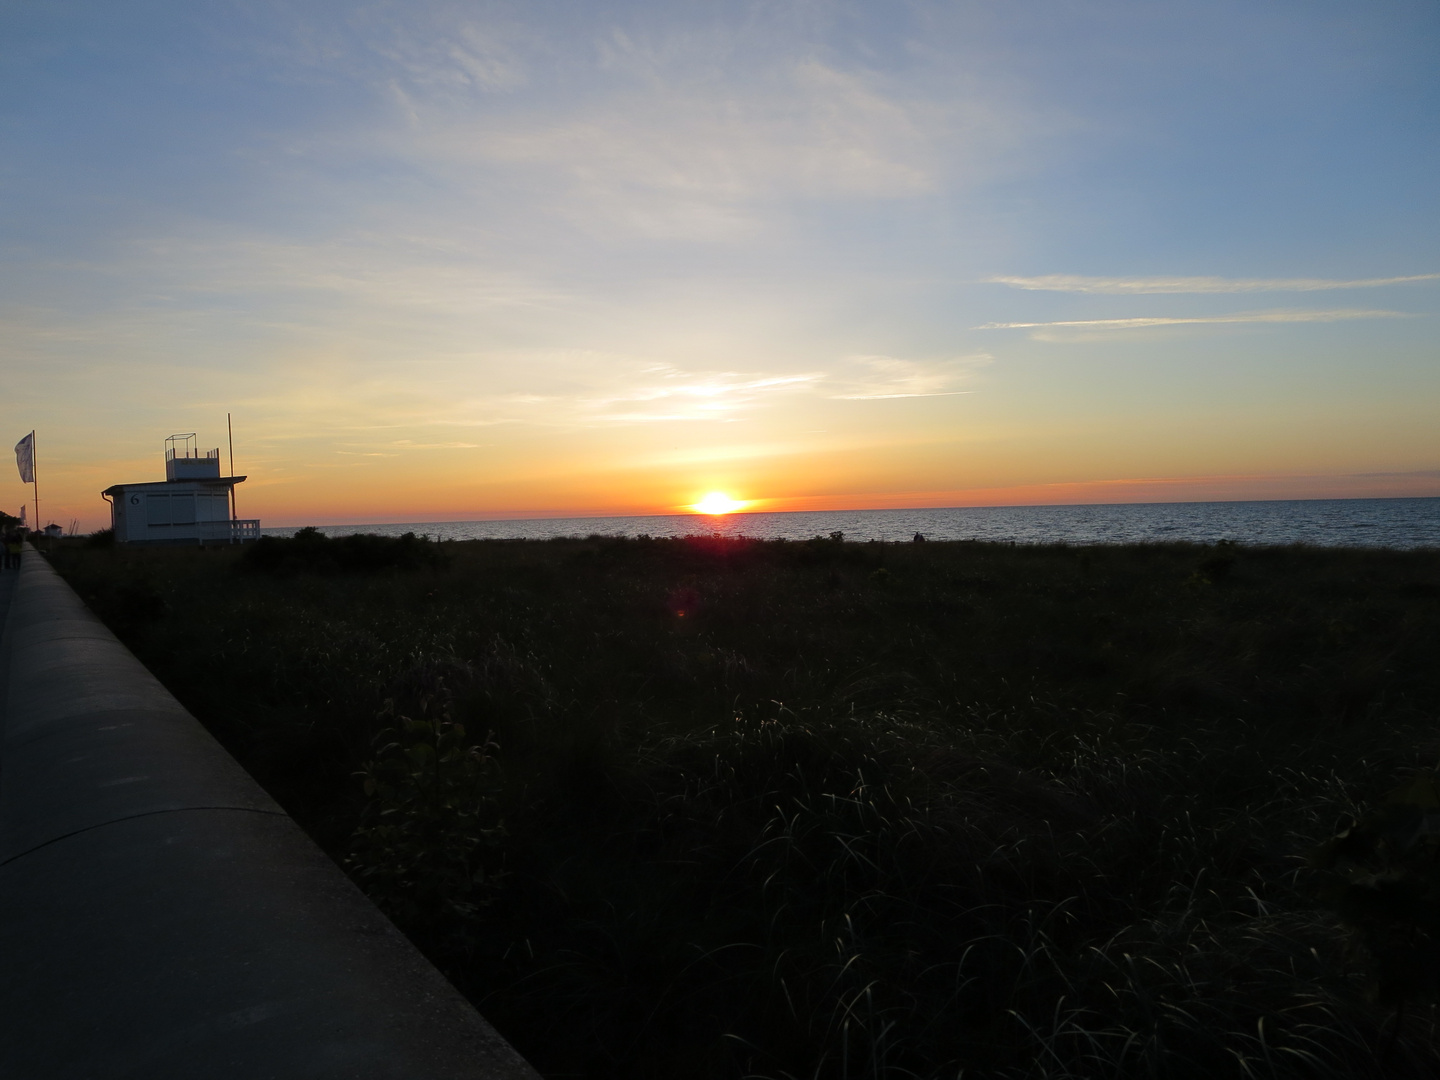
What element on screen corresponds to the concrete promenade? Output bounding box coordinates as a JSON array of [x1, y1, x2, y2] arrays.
[[0, 547, 539, 1079]]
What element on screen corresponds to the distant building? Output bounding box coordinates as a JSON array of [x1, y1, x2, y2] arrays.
[[42, 523, 64, 539], [102, 433, 259, 545]]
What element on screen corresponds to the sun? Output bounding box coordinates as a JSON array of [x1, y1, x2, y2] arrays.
[[692, 492, 747, 515]]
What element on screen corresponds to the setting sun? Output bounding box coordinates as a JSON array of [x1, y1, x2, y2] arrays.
[[692, 492, 747, 515]]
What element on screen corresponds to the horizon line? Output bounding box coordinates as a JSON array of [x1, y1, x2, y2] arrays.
[[262, 491, 1440, 530]]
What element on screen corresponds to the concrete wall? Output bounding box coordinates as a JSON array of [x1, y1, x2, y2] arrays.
[[0, 547, 539, 1080]]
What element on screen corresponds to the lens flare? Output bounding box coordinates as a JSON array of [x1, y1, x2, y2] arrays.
[[692, 492, 746, 515]]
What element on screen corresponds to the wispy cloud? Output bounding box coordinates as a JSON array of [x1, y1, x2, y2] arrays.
[[371, 20, 529, 95], [584, 366, 820, 422], [829, 354, 990, 399], [386, 440, 484, 449], [413, 57, 941, 242], [975, 308, 1411, 330], [168, 234, 570, 315], [986, 274, 1440, 294]]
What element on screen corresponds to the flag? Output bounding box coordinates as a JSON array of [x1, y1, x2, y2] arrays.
[[19, 505, 26, 525], [15, 432, 34, 484]]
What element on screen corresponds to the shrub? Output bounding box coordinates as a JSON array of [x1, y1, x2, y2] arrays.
[[1314, 768, 1440, 1020], [345, 678, 505, 941], [241, 527, 447, 575]]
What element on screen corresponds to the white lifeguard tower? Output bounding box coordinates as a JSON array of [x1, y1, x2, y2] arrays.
[[102, 433, 260, 545]]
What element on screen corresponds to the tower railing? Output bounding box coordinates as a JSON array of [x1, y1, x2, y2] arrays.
[[191, 520, 261, 543]]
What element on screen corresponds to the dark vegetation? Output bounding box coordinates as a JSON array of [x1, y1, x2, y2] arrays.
[[241, 525, 446, 575], [48, 531, 1440, 1078]]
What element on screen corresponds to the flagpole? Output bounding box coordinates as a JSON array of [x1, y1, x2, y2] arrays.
[[30, 430, 38, 534]]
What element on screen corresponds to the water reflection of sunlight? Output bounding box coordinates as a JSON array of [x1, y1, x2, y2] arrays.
[[692, 492, 747, 515]]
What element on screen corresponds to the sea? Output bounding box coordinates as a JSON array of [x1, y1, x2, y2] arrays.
[[263, 497, 1440, 549]]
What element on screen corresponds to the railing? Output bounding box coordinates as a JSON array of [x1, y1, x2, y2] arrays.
[[164, 446, 219, 461], [163, 447, 223, 481], [190, 519, 261, 543]]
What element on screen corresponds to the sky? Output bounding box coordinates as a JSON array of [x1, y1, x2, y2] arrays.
[[2, 0, 1438, 531]]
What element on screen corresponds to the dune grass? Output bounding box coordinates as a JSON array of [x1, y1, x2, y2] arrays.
[[48, 533, 1440, 1078]]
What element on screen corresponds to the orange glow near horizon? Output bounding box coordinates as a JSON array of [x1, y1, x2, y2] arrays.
[[17, 425, 1440, 533], [690, 492, 749, 515]]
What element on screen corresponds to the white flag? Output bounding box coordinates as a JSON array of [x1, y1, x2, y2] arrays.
[[19, 505, 26, 525], [15, 433, 34, 484]]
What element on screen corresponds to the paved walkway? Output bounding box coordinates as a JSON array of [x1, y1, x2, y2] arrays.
[[0, 559, 16, 720], [0, 545, 536, 1080]]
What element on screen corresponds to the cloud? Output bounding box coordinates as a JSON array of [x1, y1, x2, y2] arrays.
[[1350, 469, 1440, 479], [975, 309, 1411, 330], [830, 354, 990, 399], [419, 58, 939, 243], [986, 274, 1440, 294], [582, 365, 820, 422], [375, 22, 528, 94], [360, 15, 971, 244], [161, 234, 570, 316], [386, 440, 484, 449]]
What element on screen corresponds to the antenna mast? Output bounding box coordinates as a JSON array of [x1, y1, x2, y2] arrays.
[[227, 413, 237, 522]]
